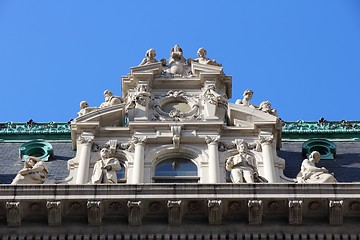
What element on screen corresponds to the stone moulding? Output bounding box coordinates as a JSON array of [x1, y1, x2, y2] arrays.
[[0, 184, 359, 230]]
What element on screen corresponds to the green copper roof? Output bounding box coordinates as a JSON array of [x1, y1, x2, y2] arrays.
[[0, 122, 70, 141], [282, 120, 360, 140], [1, 120, 359, 141]]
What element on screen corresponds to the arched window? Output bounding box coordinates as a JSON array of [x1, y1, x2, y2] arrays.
[[153, 157, 199, 183]]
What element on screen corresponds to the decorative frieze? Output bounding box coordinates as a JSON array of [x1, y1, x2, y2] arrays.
[[208, 200, 222, 225], [46, 201, 62, 226], [248, 200, 263, 225], [87, 200, 103, 225], [288, 200, 303, 225], [167, 200, 182, 225], [127, 201, 142, 226]]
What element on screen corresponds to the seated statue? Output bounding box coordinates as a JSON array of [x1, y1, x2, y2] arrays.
[[91, 148, 121, 184], [77, 101, 98, 117], [99, 90, 123, 108], [258, 101, 278, 117], [235, 89, 255, 108], [192, 48, 221, 66], [11, 156, 48, 184], [226, 141, 258, 183], [139, 48, 158, 66], [296, 151, 337, 183]]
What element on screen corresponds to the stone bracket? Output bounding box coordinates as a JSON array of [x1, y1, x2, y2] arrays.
[[46, 201, 62, 226], [87, 200, 103, 225], [329, 199, 343, 225], [248, 200, 263, 225], [167, 200, 183, 225], [128, 200, 142, 225], [288, 199, 303, 225], [208, 199, 222, 225], [6, 201, 22, 227]]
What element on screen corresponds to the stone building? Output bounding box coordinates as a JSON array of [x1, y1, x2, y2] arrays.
[[0, 46, 360, 239]]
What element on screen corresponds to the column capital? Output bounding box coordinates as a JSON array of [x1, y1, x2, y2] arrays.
[[258, 134, 273, 144], [78, 132, 94, 145], [205, 135, 220, 145], [132, 136, 147, 145]]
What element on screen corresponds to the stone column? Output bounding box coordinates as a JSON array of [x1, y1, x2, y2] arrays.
[[132, 136, 147, 184], [259, 134, 276, 183], [76, 132, 94, 184], [205, 135, 220, 183]]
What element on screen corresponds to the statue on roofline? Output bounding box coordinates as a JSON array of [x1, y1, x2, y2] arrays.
[[77, 101, 98, 117], [235, 89, 255, 108], [257, 101, 278, 117], [11, 156, 48, 184], [190, 47, 222, 66], [296, 151, 337, 183], [139, 48, 158, 66], [100, 90, 123, 108]]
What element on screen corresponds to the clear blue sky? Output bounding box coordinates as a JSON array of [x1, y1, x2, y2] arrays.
[[1, 1, 359, 122]]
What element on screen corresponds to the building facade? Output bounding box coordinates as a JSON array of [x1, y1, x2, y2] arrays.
[[0, 46, 359, 239]]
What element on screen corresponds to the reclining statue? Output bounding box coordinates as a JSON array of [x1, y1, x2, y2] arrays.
[[296, 151, 337, 183], [11, 156, 48, 184]]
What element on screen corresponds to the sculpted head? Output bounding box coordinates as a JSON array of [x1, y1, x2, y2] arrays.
[[197, 48, 207, 58], [243, 89, 253, 100], [100, 148, 110, 159], [259, 101, 272, 110], [309, 151, 321, 163], [236, 140, 248, 153], [103, 90, 114, 102], [80, 101, 88, 109], [146, 48, 156, 59], [25, 156, 39, 168]]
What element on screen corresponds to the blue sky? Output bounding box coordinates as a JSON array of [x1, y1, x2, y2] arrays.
[[1, 1, 359, 122]]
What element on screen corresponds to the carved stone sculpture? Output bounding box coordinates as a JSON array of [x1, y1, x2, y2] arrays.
[[191, 48, 221, 66], [77, 101, 98, 117], [91, 148, 121, 184], [163, 44, 191, 76], [99, 90, 123, 108], [139, 48, 158, 66], [235, 89, 255, 108], [296, 151, 337, 183], [258, 101, 278, 116], [225, 140, 257, 183], [11, 156, 48, 184], [201, 84, 228, 107]]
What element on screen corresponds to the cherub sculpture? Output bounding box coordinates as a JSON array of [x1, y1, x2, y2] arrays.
[[11, 156, 48, 184], [139, 48, 158, 66], [192, 48, 221, 66], [296, 151, 337, 183], [258, 101, 278, 116], [77, 101, 98, 117]]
